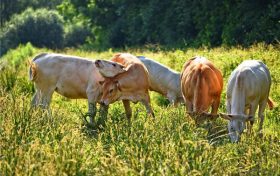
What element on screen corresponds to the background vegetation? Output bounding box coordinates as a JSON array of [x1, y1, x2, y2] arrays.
[[0, 44, 279, 175], [1, 0, 280, 56], [1, 0, 280, 175]]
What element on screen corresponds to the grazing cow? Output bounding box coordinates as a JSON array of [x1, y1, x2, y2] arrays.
[[95, 56, 184, 105], [137, 56, 184, 104], [220, 60, 274, 142], [29, 53, 108, 124], [99, 53, 154, 119], [180, 56, 223, 123]]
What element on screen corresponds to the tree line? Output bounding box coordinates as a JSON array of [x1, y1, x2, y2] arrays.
[[1, 0, 279, 56]]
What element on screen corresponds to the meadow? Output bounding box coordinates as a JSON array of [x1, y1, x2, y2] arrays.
[[0, 43, 279, 175]]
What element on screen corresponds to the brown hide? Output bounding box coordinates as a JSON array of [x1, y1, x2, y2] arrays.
[[181, 57, 223, 122], [100, 53, 154, 117]]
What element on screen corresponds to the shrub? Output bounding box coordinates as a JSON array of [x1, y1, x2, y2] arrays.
[[64, 24, 92, 47], [0, 8, 64, 56]]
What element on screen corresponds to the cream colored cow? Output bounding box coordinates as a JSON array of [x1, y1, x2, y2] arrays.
[[29, 53, 108, 124]]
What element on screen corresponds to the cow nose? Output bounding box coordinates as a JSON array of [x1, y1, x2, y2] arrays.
[[100, 100, 105, 106], [95, 60, 100, 67]]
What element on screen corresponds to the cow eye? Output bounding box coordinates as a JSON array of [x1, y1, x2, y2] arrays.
[[109, 89, 113, 94]]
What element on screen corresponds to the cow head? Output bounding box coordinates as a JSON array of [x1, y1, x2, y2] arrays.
[[100, 79, 122, 105], [95, 59, 126, 77], [220, 113, 254, 142], [188, 112, 219, 124]]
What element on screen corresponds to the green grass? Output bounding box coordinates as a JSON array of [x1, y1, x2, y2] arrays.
[[0, 43, 279, 175]]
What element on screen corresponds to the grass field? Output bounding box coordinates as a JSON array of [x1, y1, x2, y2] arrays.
[[0, 43, 279, 175]]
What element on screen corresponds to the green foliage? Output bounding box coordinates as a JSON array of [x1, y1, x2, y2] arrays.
[[0, 0, 63, 26], [64, 0, 280, 48], [0, 8, 64, 56], [1, 43, 35, 68], [154, 94, 170, 107], [0, 44, 280, 175], [64, 24, 92, 47], [0, 68, 17, 92]]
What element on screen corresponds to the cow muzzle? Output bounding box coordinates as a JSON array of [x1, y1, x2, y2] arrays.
[[100, 100, 109, 106], [95, 60, 103, 68]]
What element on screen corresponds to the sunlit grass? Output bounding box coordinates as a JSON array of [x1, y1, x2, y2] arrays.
[[0, 43, 279, 175]]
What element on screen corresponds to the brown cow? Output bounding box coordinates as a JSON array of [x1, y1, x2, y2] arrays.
[[180, 56, 223, 123], [95, 56, 184, 105], [99, 53, 155, 120]]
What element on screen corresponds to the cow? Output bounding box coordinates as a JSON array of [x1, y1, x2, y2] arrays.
[[94, 59, 126, 77], [220, 60, 274, 142], [180, 56, 223, 124], [94, 56, 184, 105], [98, 53, 155, 120], [29, 53, 108, 125]]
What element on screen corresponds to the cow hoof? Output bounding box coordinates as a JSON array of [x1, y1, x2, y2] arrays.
[[83, 113, 95, 125]]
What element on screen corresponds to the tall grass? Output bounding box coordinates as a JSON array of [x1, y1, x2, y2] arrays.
[[0, 44, 279, 175]]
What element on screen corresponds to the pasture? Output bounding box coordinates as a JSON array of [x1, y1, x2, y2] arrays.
[[0, 43, 279, 175]]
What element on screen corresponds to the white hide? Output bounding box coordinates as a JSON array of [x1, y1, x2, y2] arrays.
[[225, 60, 272, 142], [137, 56, 184, 104]]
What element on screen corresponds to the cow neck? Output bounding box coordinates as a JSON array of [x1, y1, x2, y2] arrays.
[[231, 84, 246, 115]]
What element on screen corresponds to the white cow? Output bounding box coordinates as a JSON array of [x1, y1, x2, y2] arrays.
[[94, 56, 184, 105], [220, 60, 274, 142], [29, 53, 108, 124], [137, 56, 184, 104]]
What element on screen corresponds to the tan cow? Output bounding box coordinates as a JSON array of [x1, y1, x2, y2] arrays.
[[99, 53, 154, 119], [29, 53, 108, 124], [95, 56, 184, 105], [180, 56, 223, 123]]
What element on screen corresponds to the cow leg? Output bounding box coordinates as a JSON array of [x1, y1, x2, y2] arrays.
[[258, 100, 267, 134], [141, 97, 155, 118], [31, 90, 39, 107], [39, 89, 54, 109], [97, 103, 109, 127], [35, 88, 54, 116], [167, 92, 176, 105], [86, 88, 100, 124], [248, 102, 258, 134], [122, 100, 132, 122], [185, 99, 193, 112], [88, 102, 97, 124], [100, 103, 109, 119], [211, 96, 220, 115]]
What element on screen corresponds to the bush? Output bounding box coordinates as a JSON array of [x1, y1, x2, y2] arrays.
[[64, 24, 92, 47], [0, 8, 64, 56]]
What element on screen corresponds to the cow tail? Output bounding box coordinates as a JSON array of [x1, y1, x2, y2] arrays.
[[267, 97, 275, 110], [194, 69, 202, 112], [29, 53, 47, 81], [29, 61, 37, 81]]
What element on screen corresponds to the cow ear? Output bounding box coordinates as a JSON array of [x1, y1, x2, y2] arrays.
[[202, 112, 218, 120], [124, 64, 132, 71], [99, 81, 105, 85], [120, 65, 125, 70], [114, 80, 122, 91], [219, 113, 232, 121], [245, 115, 254, 122]]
